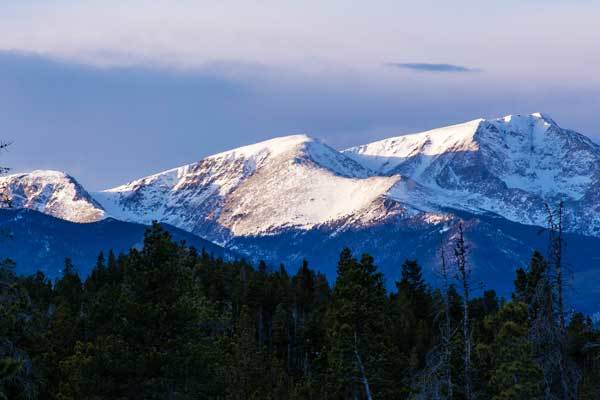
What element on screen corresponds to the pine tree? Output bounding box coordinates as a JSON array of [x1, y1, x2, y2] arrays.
[[391, 259, 434, 385], [0, 259, 38, 400], [486, 302, 543, 400], [326, 249, 389, 399]]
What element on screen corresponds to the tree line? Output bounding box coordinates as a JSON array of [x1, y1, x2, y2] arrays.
[[1, 221, 599, 399]]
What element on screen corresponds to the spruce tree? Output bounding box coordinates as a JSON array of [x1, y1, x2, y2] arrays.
[[486, 302, 543, 400], [326, 249, 389, 399]]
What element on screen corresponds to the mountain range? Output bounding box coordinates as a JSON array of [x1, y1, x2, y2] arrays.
[[2, 113, 599, 312]]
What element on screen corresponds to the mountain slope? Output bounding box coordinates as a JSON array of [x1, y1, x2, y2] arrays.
[[95, 134, 431, 243], [0, 170, 105, 222], [10, 113, 597, 240], [344, 113, 600, 236], [0, 209, 237, 278]]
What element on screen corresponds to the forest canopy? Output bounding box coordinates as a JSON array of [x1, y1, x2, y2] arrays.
[[1, 222, 599, 399]]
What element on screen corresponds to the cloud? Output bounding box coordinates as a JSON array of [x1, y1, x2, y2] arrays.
[[2, 51, 598, 190], [386, 62, 480, 73]]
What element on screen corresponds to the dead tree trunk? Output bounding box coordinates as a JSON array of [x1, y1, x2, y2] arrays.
[[354, 331, 373, 400], [454, 223, 472, 400], [440, 235, 453, 400], [541, 201, 580, 400], [545, 201, 565, 331]]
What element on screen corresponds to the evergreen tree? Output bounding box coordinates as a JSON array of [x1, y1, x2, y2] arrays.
[[389, 259, 435, 396], [326, 249, 389, 399], [0, 259, 38, 400], [484, 302, 543, 400]]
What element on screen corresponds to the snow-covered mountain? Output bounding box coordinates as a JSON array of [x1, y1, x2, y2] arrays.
[[92, 113, 600, 241], [345, 113, 600, 236], [3, 113, 600, 311], [0, 170, 105, 223], [4, 113, 599, 240], [94, 134, 435, 244]]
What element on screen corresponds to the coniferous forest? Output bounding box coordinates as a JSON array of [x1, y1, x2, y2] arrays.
[[1, 222, 600, 400]]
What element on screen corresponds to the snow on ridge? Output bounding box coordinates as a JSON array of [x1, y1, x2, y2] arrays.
[[500, 112, 557, 127], [0, 170, 105, 223], [342, 113, 561, 173], [6, 113, 600, 240], [102, 134, 316, 195], [343, 112, 600, 236], [343, 118, 484, 174], [94, 133, 402, 238], [99, 133, 368, 202], [206, 134, 313, 161], [6, 169, 71, 181]]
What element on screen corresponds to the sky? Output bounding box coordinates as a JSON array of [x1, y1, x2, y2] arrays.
[[0, 0, 599, 189]]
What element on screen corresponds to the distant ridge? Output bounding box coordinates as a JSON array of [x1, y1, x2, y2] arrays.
[[0, 208, 237, 278]]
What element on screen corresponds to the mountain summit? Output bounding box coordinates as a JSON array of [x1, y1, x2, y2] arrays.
[[94, 134, 408, 244], [0, 170, 105, 223], [345, 113, 600, 236]]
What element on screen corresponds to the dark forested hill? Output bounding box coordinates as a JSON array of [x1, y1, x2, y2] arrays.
[[2, 207, 600, 314], [0, 208, 237, 278], [228, 210, 600, 315], [2, 222, 599, 399]]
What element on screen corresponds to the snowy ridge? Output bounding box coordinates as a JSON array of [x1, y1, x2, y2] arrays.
[[94, 134, 412, 243], [345, 113, 600, 236], [344, 118, 484, 175], [4, 113, 600, 242], [0, 170, 105, 223]]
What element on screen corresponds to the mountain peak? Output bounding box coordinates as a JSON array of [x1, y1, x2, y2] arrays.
[[343, 113, 568, 175], [344, 113, 600, 235], [342, 118, 483, 174], [202, 133, 371, 179], [95, 131, 390, 238], [208, 134, 315, 161], [0, 170, 105, 223], [492, 112, 558, 131], [530, 112, 555, 122], [14, 169, 69, 179]]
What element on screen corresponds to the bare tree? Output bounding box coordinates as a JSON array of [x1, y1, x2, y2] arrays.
[[440, 234, 454, 400], [415, 233, 456, 400], [454, 223, 472, 400], [414, 348, 449, 400], [0, 142, 11, 207], [544, 201, 565, 331], [354, 331, 373, 400], [529, 202, 580, 399]]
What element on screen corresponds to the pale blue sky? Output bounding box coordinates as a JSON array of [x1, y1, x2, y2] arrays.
[[0, 1, 599, 188]]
